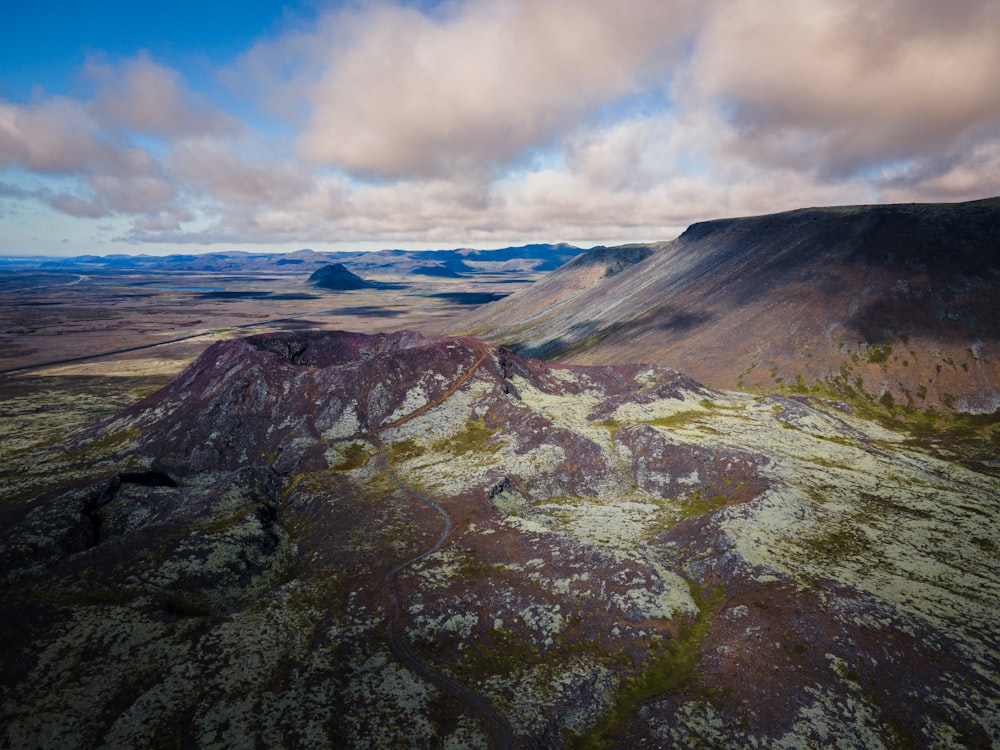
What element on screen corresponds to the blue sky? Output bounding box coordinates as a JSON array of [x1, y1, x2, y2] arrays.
[[2, 2, 299, 93], [2, 0, 1000, 256]]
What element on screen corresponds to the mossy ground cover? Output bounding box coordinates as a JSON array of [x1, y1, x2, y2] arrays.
[[741, 359, 1000, 469], [429, 418, 500, 457], [566, 582, 725, 749], [641, 410, 706, 430], [677, 487, 730, 522], [329, 442, 374, 471]]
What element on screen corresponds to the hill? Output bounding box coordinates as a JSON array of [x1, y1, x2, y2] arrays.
[[308, 262, 378, 290], [464, 198, 1000, 414], [2, 330, 997, 747]]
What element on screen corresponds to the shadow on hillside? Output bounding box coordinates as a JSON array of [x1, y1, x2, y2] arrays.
[[426, 292, 510, 305], [510, 313, 710, 360], [652, 308, 713, 334]]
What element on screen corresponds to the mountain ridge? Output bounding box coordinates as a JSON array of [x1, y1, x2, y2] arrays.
[[464, 197, 1000, 414]]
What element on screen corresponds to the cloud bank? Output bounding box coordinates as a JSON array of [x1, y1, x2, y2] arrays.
[[2, 0, 1000, 252]]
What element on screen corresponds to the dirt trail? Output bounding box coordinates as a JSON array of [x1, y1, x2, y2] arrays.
[[373, 341, 513, 749]]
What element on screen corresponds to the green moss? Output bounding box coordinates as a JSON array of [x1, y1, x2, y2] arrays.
[[803, 526, 871, 562], [697, 399, 742, 412], [598, 420, 623, 436], [736, 360, 759, 389], [808, 455, 850, 469], [567, 582, 725, 749], [743, 362, 1000, 469], [430, 419, 500, 457], [330, 442, 374, 471], [61, 425, 140, 462], [643, 410, 704, 430], [449, 625, 610, 687], [865, 343, 893, 365], [677, 488, 729, 521], [385, 437, 421, 463]]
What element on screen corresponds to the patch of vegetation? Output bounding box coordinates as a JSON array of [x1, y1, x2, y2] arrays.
[[385, 437, 422, 463], [803, 526, 872, 563], [448, 623, 613, 688], [739, 361, 1000, 469], [435, 549, 495, 583], [430, 419, 500, 457], [643, 410, 705, 430], [598, 419, 622, 436], [330, 442, 374, 471], [567, 582, 725, 750], [60, 425, 141, 462], [807, 455, 851, 469], [698, 399, 742, 412], [456, 627, 545, 678], [861, 342, 894, 366], [735, 359, 759, 389], [678, 488, 729, 521]]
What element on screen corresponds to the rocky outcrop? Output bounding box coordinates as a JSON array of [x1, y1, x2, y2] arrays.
[[1, 330, 997, 748]]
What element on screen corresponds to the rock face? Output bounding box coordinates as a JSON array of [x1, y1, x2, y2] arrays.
[[464, 197, 1000, 413], [307, 262, 378, 290], [1, 330, 998, 748]]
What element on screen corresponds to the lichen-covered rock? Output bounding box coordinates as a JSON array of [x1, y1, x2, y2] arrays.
[[1, 330, 997, 749]]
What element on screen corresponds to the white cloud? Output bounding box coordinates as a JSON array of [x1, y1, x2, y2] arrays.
[[169, 137, 312, 206], [0, 97, 105, 173], [3, 0, 1000, 253], [49, 193, 109, 218], [86, 54, 239, 138], [687, 0, 1000, 176], [298, 0, 700, 177]]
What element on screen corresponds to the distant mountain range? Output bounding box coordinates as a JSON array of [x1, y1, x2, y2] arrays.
[[465, 197, 1000, 414], [8, 243, 588, 276]]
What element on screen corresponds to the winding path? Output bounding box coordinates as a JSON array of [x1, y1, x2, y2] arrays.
[[373, 341, 514, 750]]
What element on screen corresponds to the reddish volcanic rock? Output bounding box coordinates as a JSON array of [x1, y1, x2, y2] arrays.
[[1, 330, 997, 749]]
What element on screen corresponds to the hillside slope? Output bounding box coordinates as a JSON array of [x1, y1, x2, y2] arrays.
[[465, 198, 1000, 413], [2, 330, 997, 748]]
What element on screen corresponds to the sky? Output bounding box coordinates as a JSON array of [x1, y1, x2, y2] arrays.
[[2, 0, 1000, 256]]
